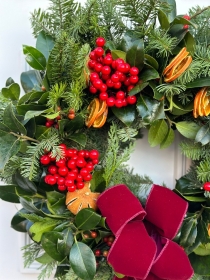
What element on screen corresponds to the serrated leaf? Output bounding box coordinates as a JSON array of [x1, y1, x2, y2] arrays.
[[3, 103, 26, 134], [148, 119, 168, 147], [195, 125, 210, 146], [20, 70, 42, 93], [112, 105, 136, 126], [160, 128, 175, 149], [126, 39, 144, 70], [75, 208, 101, 230], [23, 45, 46, 70], [30, 220, 58, 242], [36, 31, 54, 61], [176, 121, 200, 139], [2, 83, 20, 100], [70, 241, 96, 280], [13, 172, 37, 192], [46, 191, 66, 215]]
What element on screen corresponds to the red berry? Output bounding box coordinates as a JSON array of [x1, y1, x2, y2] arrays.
[[89, 51, 97, 60], [56, 115, 61, 120], [86, 162, 94, 171], [44, 175, 51, 184], [77, 150, 85, 157], [76, 174, 83, 182], [102, 250, 109, 257], [92, 159, 99, 165], [67, 185, 76, 192], [67, 172, 77, 180], [124, 63, 131, 73], [54, 174, 60, 180], [115, 99, 123, 108], [71, 168, 79, 174], [96, 37, 106, 47], [120, 74, 126, 82], [95, 47, 104, 57], [90, 231, 97, 238], [106, 79, 114, 88], [94, 250, 101, 256], [94, 63, 103, 72], [122, 98, 128, 107], [103, 237, 108, 242], [57, 177, 65, 185], [45, 121, 53, 127], [116, 91, 125, 100], [48, 165, 58, 175], [183, 24, 189, 30], [80, 168, 89, 178], [76, 181, 85, 189], [106, 97, 115, 107], [127, 85, 134, 92], [58, 185, 66, 191], [93, 78, 103, 90], [89, 150, 99, 160], [58, 166, 68, 176], [129, 75, 139, 84], [111, 60, 117, 69], [101, 74, 110, 81], [113, 82, 121, 89], [47, 175, 57, 185], [203, 182, 210, 191], [56, 159, 66, 167], [117, 63, 126, 73], [126, 95, 137, 105], [67, 159, 77, 170], [88, 60, 96, 69], [90, 72, 99, 82], [115, 58, 125, 67], [107, 241, 113, 247], [40, 155, 51, 165], [100, 84, 107, 92], [76, 157, 87, 168], [124, 77, 131, 86], [65, 179, 74, 187], [111, 73, 120, 83], [99, 92, 108, 101], [183, 15, 190, 20], [130, 67, 139, 76], [83, 173, 92, 181], [66, 149, 74, 158], [84, 150, 90, 158], [59, 143, 67, 150], [101, 65, 111, 75], [103, 55, 113, 65]]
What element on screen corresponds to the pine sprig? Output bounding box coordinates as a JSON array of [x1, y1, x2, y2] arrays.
[[196, 159, 210, 183], [156, 84, 186, 97], [0, 155, 21, 183], [175, 60, 202, 85], [180, 141, 204, 160], [22, 242, 43, 268], [117, 127, 138, 142], [47, 82, 67, 109], [102, 123, 135, 187], [194, 44, 210, 77], [30, 8, 54, 38], [38, 261, 58, 280]]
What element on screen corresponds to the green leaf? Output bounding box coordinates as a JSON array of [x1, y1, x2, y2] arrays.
[[140, 68, 159, 82], [23, 45, 46, 70], [148, 119, 168, 147], [172, 16, 197, 29], [0, 122, 10, 132], [189, 253, 210, 276], [35, 125, 50, 140], [0, 131, 21, 171], [68, 133, 87, 147], [111, 50, 126, 61], [13, 172, 37, 192], [20, 70, 42, 93], [17, 104, 46, 116], [114, 272, 125, 278], [194, 244, 210, 256], [2, 83, 20, 100], [168, 24, 188, 45], [0, 185, 20, 203], [184, 32, 195, 55], [30, 220, 59, 242], [3, 103, 26, 134], [46, 191, 66, 215], [186, 78, 210, 88], [36, 31, 54, 61], [90, 170, 106, 193], [136, 95, 165, 124], [180, 218, 197, 247], [36, 252, 54, 264], [144, 55, 159, 70], [158, 10, 170, 30], [70, 241, 96, 280], [197, 219, 209, 245], [160, 128, 175, 149], [41, 231, 65, 262], [11, 208, 29, 232], [126, 39, 144, 70], [6, 77, 15, 87], [175, 177, 203, 195], [57, 228, 74, 256], [112, 105, 136, 126], [149, 81, 163, 100], [195, 125, 210, 146], [75, 208, 101, 230], [176, 121, 200, 139], [24, 109, 47, 121], [170, 98, 193, 116], [44, 112, 60, 119], [58, 115, 84, 134], [160, 0, 176, 22], [129, 82, 149, 96]]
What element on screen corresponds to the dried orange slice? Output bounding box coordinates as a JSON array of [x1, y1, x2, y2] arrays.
[[93, 107, 108, 128], [95, 99, 107, 118], [85, 98, 100, 128], [193, 88, 204, 118]]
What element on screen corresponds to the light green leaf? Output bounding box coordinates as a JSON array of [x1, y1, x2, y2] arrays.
[[36, 31, 55, 61], [111, 50, 126, 61], [36, 252, 54, 264], [148, 119, 168, 147], [2, 83, 20, 100], [3, 103, 26, 134], [30, 220, 58, 242], [23, 45, 46, 70], [176, 121, 200, 139], [160, 128, 175, 149], [158, 9, 170, 30]]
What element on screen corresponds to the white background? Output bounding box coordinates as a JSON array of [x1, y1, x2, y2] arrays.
[[0, 0, 209, 279]]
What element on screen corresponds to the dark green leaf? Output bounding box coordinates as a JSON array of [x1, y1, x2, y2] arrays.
[[195, 125, 210, 146], [186, 78, 210, 88], [57, 228, 74, 256], [168, 24, 188, 45], [35, 125, 50, 140], [160, 0, 176, 22], [75, 208, 101, 230], [149, 81, 163, 100], [90, 170, 106, 193], [38, 91, 49, 105], [144, 55, 159, 70], [19, 197, 43, 214], [176, 121, 200, 139], [6, 77, 15, 87], [68, 133, 87, 147], [172, 16, 197, 28], [46, 191, 66, 215], [36, 31, 54, 61], [140, 68, 159, 82], [175, 177, 204, 195], [170, 97, 193, 116], [3, 103, 26, 134], [129, 82, 149, 96], [112, 105, 136, 126], [11, 208, 29, 232], [59, 115, 84, 135], [184, 32, 195, 55], [180, 218, 197, 247], [111, 50, 126, 61], [160, 128, 175, 149], [17, 104, 46, 116], [0, 185, 20, 203], [13, 172, 37, 192], [189, 253, 210, 275], [197, 219, 209, 245], [41, 231, 65, 261], [105, 41, 116, 50], [158, 10, 170, 30], [36, 252, 54, 264], [194, 243, 210, 256], [126, 39, 144, 70], [2, 83, 20, 100], [0, 122, 10, 132], [70, 241, 96, 280], [23, 45, 46, 70], [148, 119, 168, 147], [20, 70, 42, 93]]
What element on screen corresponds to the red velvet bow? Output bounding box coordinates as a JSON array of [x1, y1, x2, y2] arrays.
[[97, 184, 194, 280]]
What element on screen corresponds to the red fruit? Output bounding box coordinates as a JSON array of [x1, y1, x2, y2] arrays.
[[71, 168, 79, 174], [129, 75, 139, 84], [67, 159, 77, 170], [127, 85, 134, 92], [122, 98, 128, 107], [76, 181, 85, 189], [90, 72, 99, 82], [113, 82, 121, 89], [48, 165, 58, 175], [58, 166, 68, 176], [49, 152, 56, 161], [57, 177, 65, 185], [103, 55, 113, 65], [106, 97, 115, 107], [93, 78, 103, 90], [103, 237, 108, 242], [40, 155, 51, 165], [56, 115, 61, 120], [203, 182, 210, 191], [67, 172, 77, 180], [94, 250, 101, 256], [59, 143, 67, 150], [45, 121, 53, 128], [77, 150, 85, 157], [56, 159, 66, 167], [89, 51, 97, 60], [76, 174, 83, 182], [65, 179, 74, 187], [76, 157, 87, 168], [99, 92, 108, 101], [89, 149, 99, 159], [47, 175, 57, 185], [106, 79, 114, 88], [101, 74, 110, 81], [58, 185, 66, 191], [101, 66, 111, 75], [116, 91, 125, 100], [66, 149, 74, 158], [86, 162, 94, 171], [115, 58, 125, 67], [120, 74, 126, 82], [102, 250, 109, 257], [94, 47, 104, 57], [88, 60, 96, 69], [84, 150, 90, 158], [107, 241, 113, 247], [100, 84, 107, 92], [111, 73, 120, 83], [183, 15, 190, 20], [83, 173, 92, 181], [67, 185, 76, 192], [96, 37, 106, 47], [124, 63, 131, 73], [130, 67, 139, 76], [44, 175, 51, 184], [92, 159, 99, 165], [54, 174, 60, 180], [80, 168, 89, 178], [115, 99, 123, 108], [90, 231, 98, 238], [124, 77, 131, 86], [126, 95, 137, 105], [94, 63, 103, 72], [117, 63, 126, 73], [111, 60, 116, 69], [183, 24, 189, 30]]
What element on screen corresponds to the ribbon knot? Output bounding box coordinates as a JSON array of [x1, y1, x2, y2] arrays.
[[97, 184, 193, 280]]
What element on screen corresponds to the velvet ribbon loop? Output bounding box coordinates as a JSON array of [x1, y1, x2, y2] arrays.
[[97, 184, 194, 280]]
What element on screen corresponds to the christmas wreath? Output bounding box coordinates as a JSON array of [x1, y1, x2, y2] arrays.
[[1, 0, 210, 279]]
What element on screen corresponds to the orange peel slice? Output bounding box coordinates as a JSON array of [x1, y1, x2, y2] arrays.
[[85, 98, 108, 128], [93, 107, 108, 128], [85, 98, 100, 128], [193, 87, 210, 118]]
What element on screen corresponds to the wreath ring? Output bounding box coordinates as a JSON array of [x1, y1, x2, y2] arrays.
[[1, 0, 210, 279]]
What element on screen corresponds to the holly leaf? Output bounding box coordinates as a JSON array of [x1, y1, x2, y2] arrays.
[[128, 82, 149, 96], [41, 231, 65, 261], [111, 50, 126, 61], [68, 133, 87, 147], [175, 176, 204, 195], [186, 78, 210, 88], [126, 39, 144, 70], [70, 241, 96, 280], [36, 31, 55, 61], [13, 172, 37, 192], [160, 0, 176, 22], [11, 208, 29, 232], [112, 105, 136, 126], [2, 83, 20, 101], [197, 219, 209, 245], [20, 70, 42, 93], [57, 228, 74, 256], [176, 121, 200, 139], [46, 191, 66, 215], [90, 169, 106, 193], [195, 125, 210, 146], [23, 45, 46, 70], [75, 209, 101, 230], [179, 218, 197, 247], [0, 185, 20, 203], [148, 119, 168, 147], [144, 55, 159, 70], [140, 68, 159, 82]]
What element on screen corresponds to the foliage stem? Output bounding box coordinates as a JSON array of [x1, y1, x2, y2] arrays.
[[10, 132, 40, 143], [190, 6, 210, 19]]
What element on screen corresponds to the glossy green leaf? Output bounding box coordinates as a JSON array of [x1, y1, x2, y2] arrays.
[[23, 45, 46, 70], [17, 104, 46, 116], [158, 10, 170, 30], [148, 119, 168, 147], [41, 231, 65, 262], [19, 197, 43, 214], [11, 208, 29, 232], [175, 177, 204, 195], [172, 16, 197, 28], [186, 78, 210, 88], [126, 39, 144, 70], [13, 172, 37, 192], [30, 220, 59, 242], [180, 218, 197, 247], [24, 110, 46, 121], [35, 125, 50, 140], [120, 32, 140, 52], [0, 131, 21, 171], [160, 0, 176, 22], [46, 191, 66, 215], [144, 55, 159, 70], [75, 208, 101, 230], [2, 83, 20, 100], [6, 77, 15, 87], [140, 68, 159, 82], [36, 252, 54, 264], [0, 185, 20, 203], [184, 32, 195, 55], [38, 91, 49, 104], [70, 241, 96, 280], [129, 82, 149, 96], [194, 243, 210, 256], [28, 91, 43, 102], [197, 219, 209, 245], [170, 98, 193, 116], [57, 228, 74, 256], [68, 133, 87, 147], [59, 115, 84, 134], [36, 31, 54, 61], [105, 41, 116, 50], [3, 104, 26, 134], [168, 24, 188, 45], [111, 50, 126, 61], [136, 95, 165, 124], [20, 70, 42, 93], [160, 128, 175, 149], [179, 194, 206, 202], [189, 253, 210, 275], [112, 105, 136, 126], [195, 125, 210, 146], [44, 112, 60, 119], [176, 121, 200, 139], [149, 81, 163, 100], [0, 122, 10, 132], [90, 169, 106, 193]]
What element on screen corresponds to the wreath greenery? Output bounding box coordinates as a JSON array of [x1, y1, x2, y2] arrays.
[[1, 0, 210, 279]]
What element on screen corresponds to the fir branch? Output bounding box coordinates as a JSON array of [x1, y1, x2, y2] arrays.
[[180, 141, 203, 160], [47, 82, 67, 109], [194, 45, 210, 77], [196, 159, 210, 183], [174, 60, 202, 85], [0, 155, 21, 183], [102, 123, 135, 187], [30, 9, 54, 38], [38, 261, 58, 280], [22, 242, 42, 268], [146, 29, 178, 57], [64, 81, 85, 112], [156, 84, 186, 97], [117, 127, 138, 142]]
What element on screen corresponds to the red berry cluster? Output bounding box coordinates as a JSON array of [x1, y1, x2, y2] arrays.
[[88, 37, 138, 108], [94, 235, 115, 257], [203, 182, 210, 192], [183, 15, 190, 30], [45, 116, 61, 129], [40, 144, 99, 192]]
